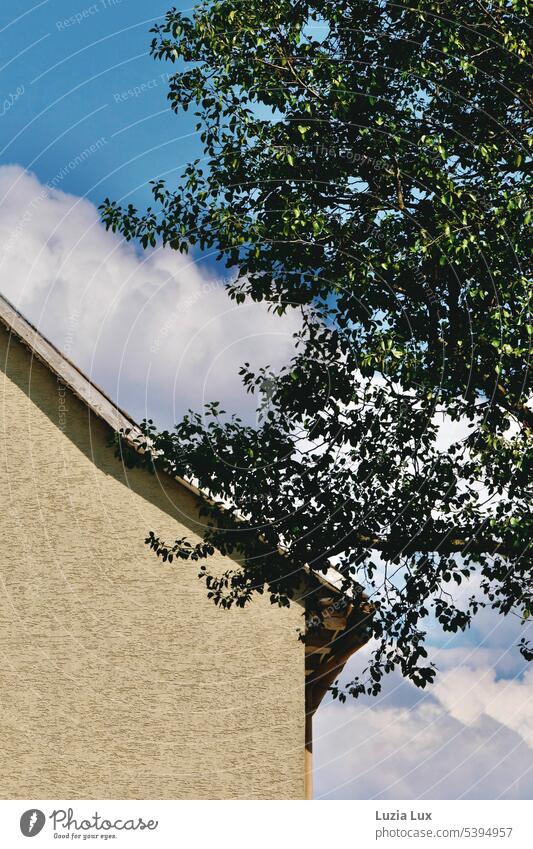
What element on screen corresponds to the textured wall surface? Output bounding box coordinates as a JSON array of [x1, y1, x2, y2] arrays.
[[0, 325, 304, 799]]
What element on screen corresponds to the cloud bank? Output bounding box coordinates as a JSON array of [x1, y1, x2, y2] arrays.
[[314, 607, 533, 799], [0, 164, 301, 427]]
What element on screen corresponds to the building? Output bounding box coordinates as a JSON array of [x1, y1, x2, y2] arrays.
[[0, 294, 370, 799]]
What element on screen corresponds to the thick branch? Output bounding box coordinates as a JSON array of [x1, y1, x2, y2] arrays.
[[324, 528, 527, 560]]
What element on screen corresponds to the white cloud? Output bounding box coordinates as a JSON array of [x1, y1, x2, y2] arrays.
[[314, 696, 533, 799], [0, 164, 301, 426], [433, 665, 533, 747], [314, 640, 533, 799]]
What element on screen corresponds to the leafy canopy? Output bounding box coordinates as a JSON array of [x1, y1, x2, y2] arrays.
[[101, 0, 532, 698]]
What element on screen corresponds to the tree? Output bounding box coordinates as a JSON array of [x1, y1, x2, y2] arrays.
[[100, 0, 532, 698]]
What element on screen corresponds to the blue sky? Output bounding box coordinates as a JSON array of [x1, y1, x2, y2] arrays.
[[1, 0, 203, 221], [1, 0, 532, 801]]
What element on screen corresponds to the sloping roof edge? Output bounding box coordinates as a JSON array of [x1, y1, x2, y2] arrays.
[[0, 292, 202, 500], [0, 293, 139, 434]]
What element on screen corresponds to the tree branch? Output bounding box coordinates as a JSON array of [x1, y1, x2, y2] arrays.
[[324, 527, 527, 560]]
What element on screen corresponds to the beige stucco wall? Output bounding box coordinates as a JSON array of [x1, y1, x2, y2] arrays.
[[0, 325, 304, 799]]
